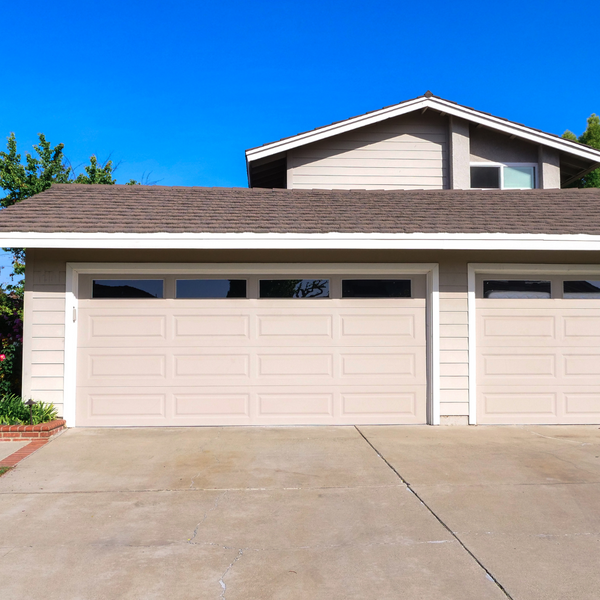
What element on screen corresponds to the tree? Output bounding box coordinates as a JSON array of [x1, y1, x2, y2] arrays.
[[0, 132, 130, 396], [562, 114, 600, 188]]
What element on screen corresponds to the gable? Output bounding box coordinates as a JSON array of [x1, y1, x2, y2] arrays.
[[246, 93, 600, 189]]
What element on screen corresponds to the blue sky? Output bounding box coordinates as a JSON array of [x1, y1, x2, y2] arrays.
[[0, 0, 597, 281]]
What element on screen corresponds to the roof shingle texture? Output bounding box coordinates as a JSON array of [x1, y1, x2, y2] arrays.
[[1, 184, 600, 235]]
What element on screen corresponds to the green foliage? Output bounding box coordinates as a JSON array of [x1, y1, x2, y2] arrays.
[[0, 394, 58, 426], [562, 114, 600, 188], [73, 155, 117, 185]]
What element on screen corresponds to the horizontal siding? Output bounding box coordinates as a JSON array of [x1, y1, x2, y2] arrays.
[[439, 260, 470, 419], [24, 255, 67, 417], [289, 112, 449, 190]]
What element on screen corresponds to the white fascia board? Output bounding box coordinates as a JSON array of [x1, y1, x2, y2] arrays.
[[246, 97, 600, 165], [6, 231, 600, 251], [432, 98, 600, 164], [246, 98, 428, 161]]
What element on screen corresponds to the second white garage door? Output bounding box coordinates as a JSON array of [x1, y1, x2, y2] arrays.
[[76, 273, 427, 426], [477, 275, 600, 424]]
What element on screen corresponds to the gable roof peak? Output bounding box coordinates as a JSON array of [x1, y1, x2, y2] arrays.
[[423, 90, 434, 98]]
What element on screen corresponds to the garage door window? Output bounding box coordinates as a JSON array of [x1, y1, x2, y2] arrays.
[[342, 279, 411, 298], [483, 280, 551, 299], [92, 280, 164, 299], [563, 281, 600, 298], [176, 279, 247, 299], [260, 279, 330, 299]]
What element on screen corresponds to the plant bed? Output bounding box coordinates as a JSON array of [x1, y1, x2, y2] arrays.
[[0, 419, 66, 440]]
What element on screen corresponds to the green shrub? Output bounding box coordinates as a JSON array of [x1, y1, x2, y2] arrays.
[[0, 394, 58, 426]]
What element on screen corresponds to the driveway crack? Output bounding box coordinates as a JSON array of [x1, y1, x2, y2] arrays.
[[354, 426, 515, 600], [187, 490, 228, 545], [218, 548, 244, 599]]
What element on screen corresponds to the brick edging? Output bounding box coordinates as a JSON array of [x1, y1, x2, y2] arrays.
[[0, 419, 66, 440]]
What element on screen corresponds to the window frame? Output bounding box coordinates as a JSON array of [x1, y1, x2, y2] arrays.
[[470, 162, 538, 190]]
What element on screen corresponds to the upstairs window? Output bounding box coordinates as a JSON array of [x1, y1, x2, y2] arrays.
[[471, 164, 536, 189]]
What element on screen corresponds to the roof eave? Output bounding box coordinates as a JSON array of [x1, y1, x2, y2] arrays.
[[7, 231, 600, 252]]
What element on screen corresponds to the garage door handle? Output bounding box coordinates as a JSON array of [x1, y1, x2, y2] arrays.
[[73, 307, 77, 323]]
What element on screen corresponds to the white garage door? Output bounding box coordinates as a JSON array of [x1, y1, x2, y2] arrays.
[[477, 275, 600, 424], [76, 273, 427, 426]]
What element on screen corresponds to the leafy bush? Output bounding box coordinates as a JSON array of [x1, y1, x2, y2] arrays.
[[0, 394, 58, 426], [0, 282, 23, 397]]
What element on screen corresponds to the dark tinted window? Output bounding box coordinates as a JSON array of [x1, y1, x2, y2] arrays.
[[471, 166, 500, 189], [93, 280, 163, 298], [342, 279, 411, 298], [176, 279, 246, 299], [483, 280, 551, 299], [260, 279, 329, 299], [564, 281, 600, 298]]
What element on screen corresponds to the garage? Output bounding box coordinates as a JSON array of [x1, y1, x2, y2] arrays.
[[476, 272, 600, 424], [75, 271, 428, 426]]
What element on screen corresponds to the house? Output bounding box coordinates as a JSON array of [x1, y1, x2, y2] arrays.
[[1, 92, 600, 428]]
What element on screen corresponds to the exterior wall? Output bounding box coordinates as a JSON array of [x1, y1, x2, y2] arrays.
[[23, 249, 67, 417], [539, 146, 561, 189], [448, 117, 470, 190], [287, 112, 449, 190], [23, 248, 600, 423], [470, 126, 538, 163]]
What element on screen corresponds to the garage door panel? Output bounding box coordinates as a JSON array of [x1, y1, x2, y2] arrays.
[[257, 314, 333, 339], [173, 314, 250, 340], [479, 390, 558, 424], [80, 349, 168, 386], [479, 350, 557, 385], [478, 314, 556, 346], [257, 392, 334, 417], [82, 312, 167, 345], [563, 315, 600, 341], [173, 353, 251, 379], [83, 390, 167, 419], [257, 352, 334, 378], [174, 392, 250, 418], [562, 352, 600, 377], [339, 385, 426, 423], [563, 391, 600, 420]]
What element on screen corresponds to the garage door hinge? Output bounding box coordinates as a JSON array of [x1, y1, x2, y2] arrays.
[[73, 307, 77, 322]]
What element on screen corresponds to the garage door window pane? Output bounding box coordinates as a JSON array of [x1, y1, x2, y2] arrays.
[[176, 279, 247, 298], [564, 281, 600, 298], [260, 279, 330, 299], [342, 279, 411, 298], [93, 280, 164, 298], [483, 280, 551, 299]]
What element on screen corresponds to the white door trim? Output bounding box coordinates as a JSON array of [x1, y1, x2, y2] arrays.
[[467, 263, 600, 425], [64, 262, 440, 427]]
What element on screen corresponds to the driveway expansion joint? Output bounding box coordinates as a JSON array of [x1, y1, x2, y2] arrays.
[[354, 426, 515, 600]]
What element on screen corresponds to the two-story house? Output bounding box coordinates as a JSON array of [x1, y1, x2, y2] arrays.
[[1, 92, 600, 428]]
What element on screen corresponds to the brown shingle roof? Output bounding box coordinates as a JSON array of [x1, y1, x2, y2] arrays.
[[1, 184, 600, 236]]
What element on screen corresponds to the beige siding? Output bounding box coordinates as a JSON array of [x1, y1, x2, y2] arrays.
[[23, 249, 66, 416], [288, 112, 449, 190], [439, 260, 470, 418]]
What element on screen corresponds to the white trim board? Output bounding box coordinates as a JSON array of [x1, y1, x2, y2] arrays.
[[246, 95, 600, 165], [466, 263, 600, 425], [64, 262, 441, 427], [7, 232, 600, 251]]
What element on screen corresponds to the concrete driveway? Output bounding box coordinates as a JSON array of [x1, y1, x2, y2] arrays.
[[0, 426, 598, 600]]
